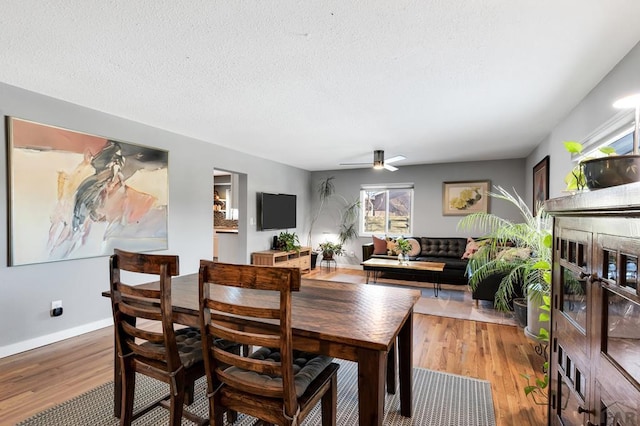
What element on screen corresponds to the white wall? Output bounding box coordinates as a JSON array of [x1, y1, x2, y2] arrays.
[[310, 158, 526, 267], [526, 41, 640, 202], [0, 83, 310, 357]]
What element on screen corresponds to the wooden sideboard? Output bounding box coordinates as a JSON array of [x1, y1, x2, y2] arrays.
[[251, 247, 312, 273], [545, 183, 640, 426]]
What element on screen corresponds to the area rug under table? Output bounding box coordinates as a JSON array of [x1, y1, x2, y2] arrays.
[[18, 360, 495, 426]]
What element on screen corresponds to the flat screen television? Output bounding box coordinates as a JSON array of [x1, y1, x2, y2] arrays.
[[259, 192, 297, 230]]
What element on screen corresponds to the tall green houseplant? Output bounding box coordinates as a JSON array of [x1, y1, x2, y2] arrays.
[[457, 186, 552, 312], [307, 176, 360, 247]]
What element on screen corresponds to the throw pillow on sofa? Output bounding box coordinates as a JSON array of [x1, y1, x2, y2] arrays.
[[406, 238, 421, 257], [372, 235, 387, 255], [495, 247, 531, 261], [386, 237, 398, 255], [461, 237, 480, 259]]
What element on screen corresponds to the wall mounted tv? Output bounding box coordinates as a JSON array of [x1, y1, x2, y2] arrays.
[[259, 192, 297, 230]]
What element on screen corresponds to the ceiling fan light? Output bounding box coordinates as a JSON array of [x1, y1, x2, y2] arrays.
[[373, 150, 384, 169]]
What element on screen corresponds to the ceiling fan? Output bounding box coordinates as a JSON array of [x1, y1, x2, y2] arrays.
[[340, 150, 406, 171]]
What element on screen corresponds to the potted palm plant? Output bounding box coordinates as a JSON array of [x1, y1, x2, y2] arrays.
[[457, 186, 552, 337]]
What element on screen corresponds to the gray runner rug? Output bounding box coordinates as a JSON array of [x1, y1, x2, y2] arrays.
[[17, 360, 495, 425]]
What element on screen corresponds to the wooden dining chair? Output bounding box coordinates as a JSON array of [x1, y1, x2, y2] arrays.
[[109, 249, 207, 426], [198, 260, 340, 426]]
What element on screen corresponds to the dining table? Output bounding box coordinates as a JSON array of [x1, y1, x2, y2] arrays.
[[104, 273, 421, 426]]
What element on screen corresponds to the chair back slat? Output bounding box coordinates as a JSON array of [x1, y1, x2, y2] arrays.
[[206, 322, 280, 349], [118, 301, 164, 322], [114, 248, 179, 276], [212, 347, 282, 376], [121, 321, 164, 344], [206, 299, 281, 320], [126, 340, 168, 363], [216, 368, 283, 397], [119, 283, 162, 299], [202, 261, 301, 292], [199, 260, 300, 405]]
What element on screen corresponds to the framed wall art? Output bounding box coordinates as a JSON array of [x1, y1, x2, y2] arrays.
[[442, 180, 490, 216], [532, 155, 549, 216], [6, 117, 169, 266]]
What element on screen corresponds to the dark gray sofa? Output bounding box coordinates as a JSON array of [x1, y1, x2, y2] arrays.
[[469, 270, 523, 306], [362, 237, 469, 285]]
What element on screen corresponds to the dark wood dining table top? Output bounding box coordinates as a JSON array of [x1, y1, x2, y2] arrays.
[[136, 273, 421, 356]]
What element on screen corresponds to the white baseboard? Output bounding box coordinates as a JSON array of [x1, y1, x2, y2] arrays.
[[0, 318, 113, 359]]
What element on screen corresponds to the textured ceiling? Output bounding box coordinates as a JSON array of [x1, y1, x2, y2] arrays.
[[2, 1, 640, 171]]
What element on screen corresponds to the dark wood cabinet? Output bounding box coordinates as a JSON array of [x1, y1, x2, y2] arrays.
[[546, 183, 640, 426]]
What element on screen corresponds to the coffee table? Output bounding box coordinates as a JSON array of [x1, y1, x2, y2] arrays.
[[361, 258, 446, 296]]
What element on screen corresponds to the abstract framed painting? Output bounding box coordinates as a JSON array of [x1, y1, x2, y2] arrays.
[[442, 180, 491, 216], [6, 117, 168, 266], [532, 155, 549, 216]]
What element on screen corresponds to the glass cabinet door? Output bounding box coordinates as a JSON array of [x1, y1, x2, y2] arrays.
[[550, 225, 592, 424], [594, 233, 640, 425], [603, 289, 640, 384], [560, 266, 588, 331]]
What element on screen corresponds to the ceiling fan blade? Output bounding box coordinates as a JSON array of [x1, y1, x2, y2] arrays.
[[385, 155, 406, 164], [341, 151, 405, 170]]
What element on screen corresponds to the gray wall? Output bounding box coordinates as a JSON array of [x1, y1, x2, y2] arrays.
[[310, 159, 526, 267], [526, 41, 640, 201], [0, 83, 310, 356], [4, 39, 638, 356]]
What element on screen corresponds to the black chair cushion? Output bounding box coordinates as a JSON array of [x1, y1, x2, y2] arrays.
[[174, 327, 203, 368], [224, 347, 333, 397], [140, 326, 203, 368]]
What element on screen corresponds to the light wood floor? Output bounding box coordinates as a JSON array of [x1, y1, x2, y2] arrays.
[[0, 267, 547, 425]]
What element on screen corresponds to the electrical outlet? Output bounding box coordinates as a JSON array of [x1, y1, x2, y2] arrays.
[[50, 300, 63, 317]]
